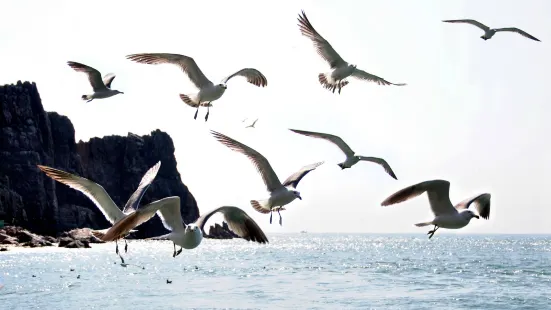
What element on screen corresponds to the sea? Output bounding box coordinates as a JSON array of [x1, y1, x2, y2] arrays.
[[0, 233, 550, 310]]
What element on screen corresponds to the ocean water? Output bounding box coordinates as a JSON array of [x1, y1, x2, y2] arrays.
[[0, 233, 550, 310]]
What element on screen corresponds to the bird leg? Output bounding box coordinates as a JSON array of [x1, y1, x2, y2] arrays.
[[124, 240, 128, 253], [427, 225, 439, 239], [175, 246, 183, 257], [269, 211, 273, 224], [172, 242, 177, 257], [278, 209, 283, 226], [205, 104, 210, 122], [118, 252, 126, 265], [194, 106, 200, 120], [115, 240, 119, 255], [338, 82, 342, 94]]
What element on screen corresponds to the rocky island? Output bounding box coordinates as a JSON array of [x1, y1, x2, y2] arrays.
[[0, 81, 238, 250]]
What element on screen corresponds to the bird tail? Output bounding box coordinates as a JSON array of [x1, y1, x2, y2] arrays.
[[414, 221, 433, 227], [81, 94, 92, 101], [179, 93, 200, 107], [318, 73, 349, 90], [250, 199, 271, 214], [91, 230, 107, 241]]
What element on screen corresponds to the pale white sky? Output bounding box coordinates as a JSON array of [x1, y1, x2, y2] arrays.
[[1, 0, 550, 234]]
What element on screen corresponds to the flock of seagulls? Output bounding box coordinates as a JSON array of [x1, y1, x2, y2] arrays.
[[34, 10, 541, 263]]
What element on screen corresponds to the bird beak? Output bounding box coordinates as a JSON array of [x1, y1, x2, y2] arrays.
[[297, 195, 302, 200], [473, 215, 480, 219], [120, 91, 125, 94]]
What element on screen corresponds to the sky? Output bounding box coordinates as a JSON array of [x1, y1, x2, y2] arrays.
[[1, 0, 550, 234]]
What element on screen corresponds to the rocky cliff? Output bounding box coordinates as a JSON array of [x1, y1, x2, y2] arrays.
[[0, 81, 200, 238]]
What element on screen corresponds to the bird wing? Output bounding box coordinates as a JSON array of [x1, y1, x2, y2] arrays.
[[67, 61, 107, 92], [221, 68, 268, 87], [155, 196, 186, 232], [122, 161, 161, 214], [297, 10, 347, 69], [37, 165, 124, 224], [289, 129, 355, 157], [251, 119, 258, 126], [126, 53, 213, 89], [454, 193, 491, 220], [101, 196, 180, 241], [195, 206, 269, 244], [350, 69, 407, 86], [357, 156, 398, 180], [442, 19, 490, 31], [494, 27, 540, 42], [380, 179, 457, 216], [102, 74, 117, 89], [282, 161, 324, 189], [210, 130, 282, 192]]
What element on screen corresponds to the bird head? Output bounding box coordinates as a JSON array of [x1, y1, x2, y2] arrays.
[[186, 224, 200, 233], [350, 64, 357, 69], [293, 190, 302, 200], [115, 90, 124, 95], [218, 83, 227, 89]]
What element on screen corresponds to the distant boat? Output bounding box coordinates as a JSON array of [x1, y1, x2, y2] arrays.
[[300, 230, 307, 234]]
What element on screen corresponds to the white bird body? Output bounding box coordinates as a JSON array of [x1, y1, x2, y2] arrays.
[[166, 224, 204, 250], [381, 179, 491, 238], [289, 129, 398, 179], [297, 10, 406, 94], [210, 130, 324, 225], [442, 19, 541, 42], [67, 61, 123, 102], [37, 161, 162, 262], [126, 53, 267, 121]]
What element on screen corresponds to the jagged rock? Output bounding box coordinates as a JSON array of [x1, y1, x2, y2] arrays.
[[64, 240, 90, 249], [0, 81, 200, 238], [0, 247, 7, 251], [205, 222, 239, 239], [0, 226, 53, 247]]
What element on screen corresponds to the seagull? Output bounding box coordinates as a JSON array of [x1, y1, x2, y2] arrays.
[[210, 130, 323, 225], [381, 180, 491, 239], [37, 161, 161, 262], [289, 129, 397, 179], [245, 118, 259, 129], [297, 10, 406, 94], [442, 19, 540, 42], [67, 61, 124, 102], [154, 197, 268, 258], [125, 53, 268, 121]]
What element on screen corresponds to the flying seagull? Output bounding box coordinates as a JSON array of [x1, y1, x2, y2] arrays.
[[154, 198, 268, 258], [442, 19, 540, 42], [245, 118, 259, 128], [67, 61, 124, 102], [126, 53, 268, 121], [37, 161, 161, 262], [297, 10, 406, 94], [381, 179, 491, 239], [289, 129, 397, 179], [210, 130, 323, 225]]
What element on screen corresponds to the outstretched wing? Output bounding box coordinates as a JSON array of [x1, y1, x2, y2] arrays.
[[282, 161, 324, 189], [381, 179, 456, 216], [297, 10, 347, 69], [155, 196, 185, 232], [350, 69, 406, 86], [101, 196, 181, 241], [221, 68, 268, 87], [122, 161, 161, 214], [357, 156, 397, 180], [67, 61, 107, 92], [442, 19, 490, 31], [126, 53, 213, 89], [195, 206, 268, 244], [454, 193, 491, 219], [37, 165, 124, 224], [289, 129, 355, 157], [494, 27, 540, 42], [210, 130, 282, 192], [102, 74, 117, 89]]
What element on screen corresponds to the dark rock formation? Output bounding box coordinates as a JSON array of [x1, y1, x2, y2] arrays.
[[205, 222, 239, 239], [0, 81, 199, 238]]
